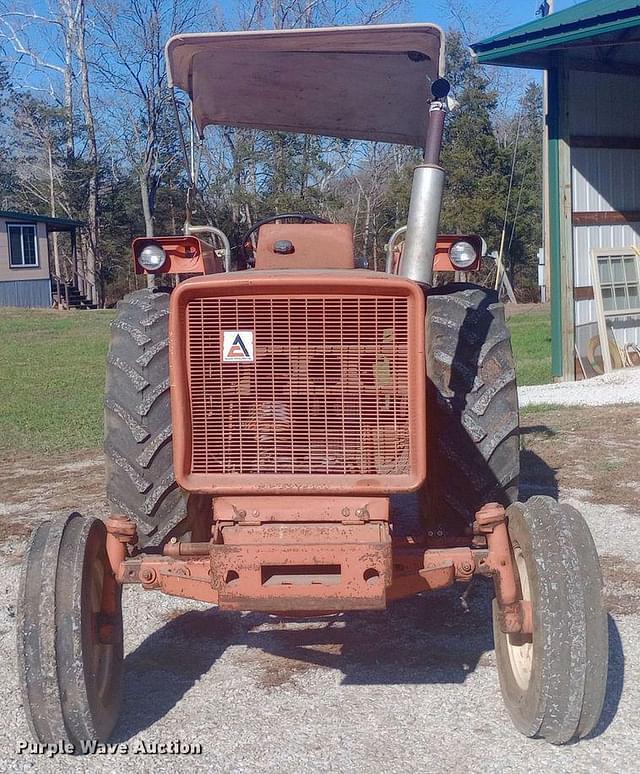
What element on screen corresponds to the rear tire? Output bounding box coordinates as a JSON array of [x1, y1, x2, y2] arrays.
[[17, 514, 123, 745], [494, 497, 608, 744], [423, 284, 519, 534], [104, 288, 186, 546]]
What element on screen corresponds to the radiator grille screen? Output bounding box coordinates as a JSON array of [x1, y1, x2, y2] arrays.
[[186, 295, 411, 477]]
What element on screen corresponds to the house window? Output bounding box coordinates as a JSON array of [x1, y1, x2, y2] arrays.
[[8, 223, 39, 267]]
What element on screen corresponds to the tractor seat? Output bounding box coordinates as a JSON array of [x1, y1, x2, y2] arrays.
[[254, 223, 354, 270]]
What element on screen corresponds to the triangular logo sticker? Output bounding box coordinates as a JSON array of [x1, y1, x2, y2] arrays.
[[222, 330, 254, 362]]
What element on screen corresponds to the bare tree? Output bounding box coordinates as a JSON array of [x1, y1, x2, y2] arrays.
[[1, 1, 101, 303], [93, 0, 203, 240], [234, 0, 406, 30], [199, 0, 407, 232], [73, 0, 99, 303], [0, 2, 77, 161]]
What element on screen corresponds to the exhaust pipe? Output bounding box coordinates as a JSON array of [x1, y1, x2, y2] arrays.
[[399, 163, 445, 285], [399, 79, 450, 286]]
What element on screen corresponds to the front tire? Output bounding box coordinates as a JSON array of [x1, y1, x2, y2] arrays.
[[17, 514, 123, 744], [494, 497, 608, 744]]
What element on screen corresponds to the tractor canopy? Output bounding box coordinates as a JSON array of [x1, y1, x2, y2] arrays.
[[165, 23, 444, 147]]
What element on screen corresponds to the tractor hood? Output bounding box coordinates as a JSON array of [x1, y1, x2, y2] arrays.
[[165, 23, 444, 147]]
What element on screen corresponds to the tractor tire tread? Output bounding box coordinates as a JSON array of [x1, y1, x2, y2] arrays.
[[104, 288, 185, 545], [424, 284, 519, 531]]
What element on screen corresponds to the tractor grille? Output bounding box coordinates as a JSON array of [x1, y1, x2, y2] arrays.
[[185, 294, 413, 478]]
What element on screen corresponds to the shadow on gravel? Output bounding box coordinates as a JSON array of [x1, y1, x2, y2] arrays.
[[112, 578, 497, 740], [113, 582, 625, 742], [112, 608, 241, 742], [246, 580, 496, 686], [519, 425, 559, 501], [590, 614, 625, 739], [519, 445, 560, 501]]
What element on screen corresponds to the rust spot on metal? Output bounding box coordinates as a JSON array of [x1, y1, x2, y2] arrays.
[[475, 503, 532, 635], [106, 514, 138, 576]]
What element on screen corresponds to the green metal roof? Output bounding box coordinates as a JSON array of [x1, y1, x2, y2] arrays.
[[473, 0, 640, 65], [0, 210, 84, 231]]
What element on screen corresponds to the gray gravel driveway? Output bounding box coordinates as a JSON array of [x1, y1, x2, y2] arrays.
[[0, 458, 637, 773]]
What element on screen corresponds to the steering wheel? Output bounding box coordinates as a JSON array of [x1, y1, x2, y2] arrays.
[[240, 212, 330, 268]]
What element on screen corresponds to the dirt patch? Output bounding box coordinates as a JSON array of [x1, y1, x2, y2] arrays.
[[505, 302, 549, 317], [0, 519, 32, 544], [0, 449, 107, 552], [600, 554, 640, 616], [520, 405, 640, 513], [250, 652, 315, 689]]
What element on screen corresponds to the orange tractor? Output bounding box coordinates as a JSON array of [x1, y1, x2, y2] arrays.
[[18, 24, 607, 746]]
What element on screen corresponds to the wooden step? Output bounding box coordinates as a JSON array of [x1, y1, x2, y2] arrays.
[[51, 279, 97, 310]]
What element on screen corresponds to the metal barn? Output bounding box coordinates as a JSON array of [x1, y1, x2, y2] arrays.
[[474, 0, 640, 380]]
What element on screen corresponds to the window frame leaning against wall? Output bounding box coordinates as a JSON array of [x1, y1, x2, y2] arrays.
[[7, 222, 39, 268], [591, 247, 640, 373]]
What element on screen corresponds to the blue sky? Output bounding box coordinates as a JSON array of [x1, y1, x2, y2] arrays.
[[408, 1, 582, 96], [208, 0, 582, 44], [412, 0, 579, 42], [10, 0, 583, 103]]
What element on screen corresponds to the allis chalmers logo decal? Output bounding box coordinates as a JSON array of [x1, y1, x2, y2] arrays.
[[222, 330, 254, 363]]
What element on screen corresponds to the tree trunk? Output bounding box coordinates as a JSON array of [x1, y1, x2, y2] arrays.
[[75, 0, 100, 306], [140, 173, 154, 237], [58, 0, 76, 162], [47, 141, 62, 279], [362, 195, 372, 257], [63, 25, 75, 162]]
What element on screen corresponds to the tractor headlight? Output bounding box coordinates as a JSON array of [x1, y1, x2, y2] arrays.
[[138, 243, 166, 271], [449, 240, 478, 269]]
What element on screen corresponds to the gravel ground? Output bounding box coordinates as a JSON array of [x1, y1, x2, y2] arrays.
[[1, 404, 639, 772], [0, 490, 637, 772], [519, 367, 640, 407]]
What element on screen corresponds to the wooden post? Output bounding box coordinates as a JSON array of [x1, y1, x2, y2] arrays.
[[71, 229, 78, 287], [557, 62, 575, 381], [542, 1, 554, 307], [548, 60, 575, 381]]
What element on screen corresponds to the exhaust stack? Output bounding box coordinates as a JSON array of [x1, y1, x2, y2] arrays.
[[399, 78, 450, 286]]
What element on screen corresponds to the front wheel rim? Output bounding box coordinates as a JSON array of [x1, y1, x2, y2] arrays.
[[87, 552, 119, 703], [504, 544, 534, 691]]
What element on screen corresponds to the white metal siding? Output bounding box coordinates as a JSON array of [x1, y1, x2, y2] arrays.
[[570, 71, 640, 137], [569, 70, 640, 358], [572, 147, 640, 213]]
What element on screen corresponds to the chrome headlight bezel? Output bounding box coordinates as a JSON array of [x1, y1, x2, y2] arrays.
[[138, 243, 167, 271], [449, 240, 478, 269]]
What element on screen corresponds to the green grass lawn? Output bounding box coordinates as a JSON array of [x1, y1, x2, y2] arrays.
[[0, 308, 115, 453], [506, 306, 552, 387], [0, 303, 551, 454]]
